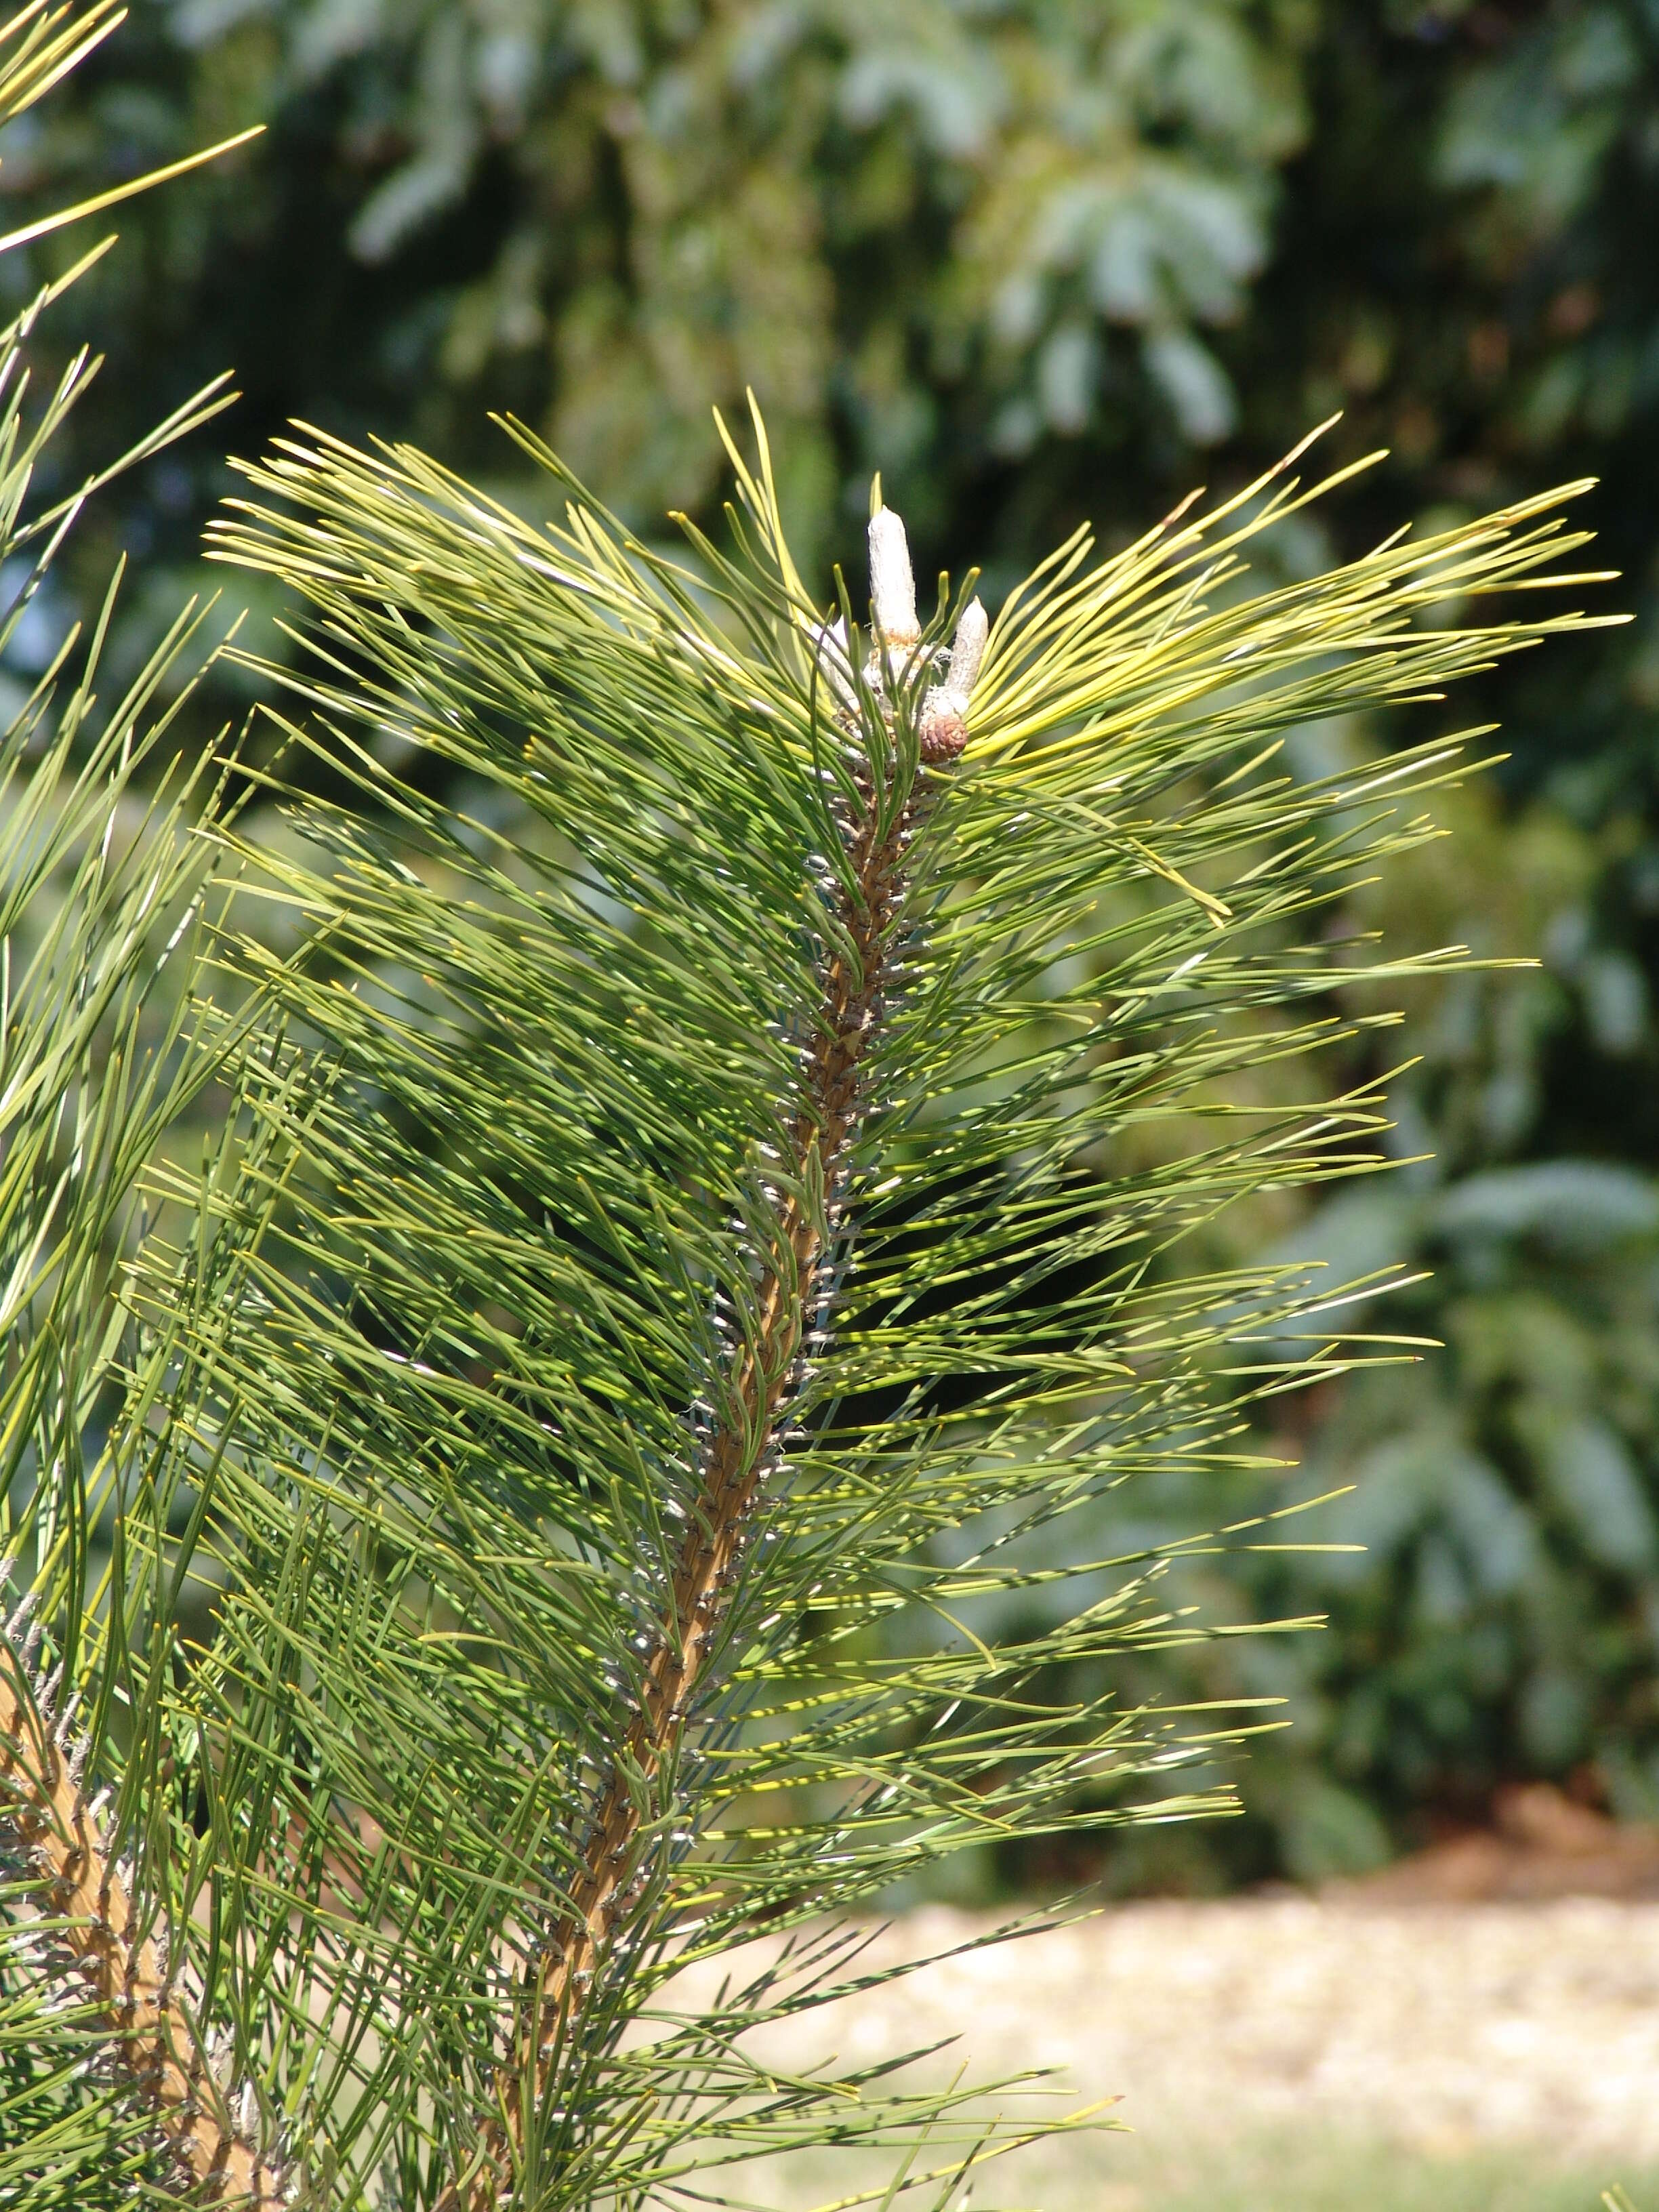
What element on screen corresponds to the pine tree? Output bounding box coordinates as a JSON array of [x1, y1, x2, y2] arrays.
[[0, 0, 262, 2190], [0, 10, 1619, 2196]]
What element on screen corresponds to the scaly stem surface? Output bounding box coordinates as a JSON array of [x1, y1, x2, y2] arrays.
[[450, 776, 916, 2210], [1, 1660, 286, 2205]]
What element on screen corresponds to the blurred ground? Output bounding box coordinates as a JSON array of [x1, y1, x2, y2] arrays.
[[668, 1814, 1659, 2209], [1345, 1782, 1659, 1904]]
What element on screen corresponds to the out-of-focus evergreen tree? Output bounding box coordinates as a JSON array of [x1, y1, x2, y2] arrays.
[[5, 0, 1658, 1881], [1192, 0, 1659, 1877], [0, 0, 1318, 590]]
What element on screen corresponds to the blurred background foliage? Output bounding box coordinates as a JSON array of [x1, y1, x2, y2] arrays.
[[6, 0, 1659, 1886]]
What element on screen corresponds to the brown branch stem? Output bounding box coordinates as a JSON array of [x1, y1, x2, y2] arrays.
[[448, 777, 919, 2211], [0, 1654, 289, 2205]]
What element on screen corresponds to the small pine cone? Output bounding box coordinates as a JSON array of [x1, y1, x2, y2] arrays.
[[918, 705, 968, 762]]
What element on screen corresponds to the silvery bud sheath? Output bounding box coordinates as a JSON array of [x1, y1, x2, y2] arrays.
[[860, 501, 988, 764], [921, 595, 988, 762]]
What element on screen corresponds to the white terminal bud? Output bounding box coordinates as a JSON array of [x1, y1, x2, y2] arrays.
[[919, 594, 988, 764], [867, 506, 919, 644]]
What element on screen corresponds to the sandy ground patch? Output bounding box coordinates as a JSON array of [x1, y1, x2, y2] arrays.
[[760, 1897, 1659, 2159], [655, 1894, 1659, 2205]]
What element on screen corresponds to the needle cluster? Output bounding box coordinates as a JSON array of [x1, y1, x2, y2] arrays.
[[0, 20, 1620, 2190], [81, 401, 1610, 2209]]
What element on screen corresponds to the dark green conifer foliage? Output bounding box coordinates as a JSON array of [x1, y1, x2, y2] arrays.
[[0, 9, 1626, 2195], [8, 387, 1612, 2203], [0, 0, 270, 2196]]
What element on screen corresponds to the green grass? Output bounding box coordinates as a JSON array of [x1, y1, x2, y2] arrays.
[[705, 2127, 1655, 2211], [1081, 2131, 1653, 2212]]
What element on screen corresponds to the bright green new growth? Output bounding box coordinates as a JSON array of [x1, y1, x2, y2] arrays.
[[0, 1, 276, 2196], [0, 18, 1618, 2188], [0, 0, 245, 1528]]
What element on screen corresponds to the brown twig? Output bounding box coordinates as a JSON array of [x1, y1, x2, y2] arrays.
[[0, 1639, 291, 2206], [444, 774, 920, 2211]]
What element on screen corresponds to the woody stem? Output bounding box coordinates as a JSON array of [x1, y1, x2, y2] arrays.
[[451, 777, 918, 2211], [0, 1662, 283, 2205]]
